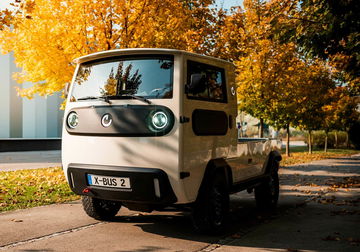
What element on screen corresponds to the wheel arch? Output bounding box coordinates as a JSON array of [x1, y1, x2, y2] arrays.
[[196, 158, 233, 200], [264, 150, 282, 174]]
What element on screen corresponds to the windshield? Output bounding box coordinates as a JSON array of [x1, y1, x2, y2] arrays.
[[70, 55, 174, 101]]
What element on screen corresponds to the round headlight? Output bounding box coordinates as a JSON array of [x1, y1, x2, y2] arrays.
[[67, 112, 78, 129], [152, 111, 168, 130]]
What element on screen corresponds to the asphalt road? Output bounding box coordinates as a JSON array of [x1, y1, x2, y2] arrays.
[[0, 154, 359, 252], [0, 151, 61, 171]]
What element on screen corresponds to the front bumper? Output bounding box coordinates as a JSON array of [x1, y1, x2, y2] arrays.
[[67, 163, 177, 204]]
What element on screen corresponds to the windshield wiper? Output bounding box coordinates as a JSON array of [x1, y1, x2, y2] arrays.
[[77, 96, 111, 104], [128, 95, 152, 105], [77, 95, 151, 105], [107, 95, 152, 105]]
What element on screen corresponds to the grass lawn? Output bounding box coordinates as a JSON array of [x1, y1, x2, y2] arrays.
[[0, 167, 80, 212], [281, 146, 360, 166]]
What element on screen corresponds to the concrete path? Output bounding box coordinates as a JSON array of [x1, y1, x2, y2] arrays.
[[0, 150, 61, 171], [0, 154, 359, 251], [214, 154, 360, 252]]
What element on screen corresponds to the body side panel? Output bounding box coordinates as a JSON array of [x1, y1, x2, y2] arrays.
[[181, 56, 236, 202]]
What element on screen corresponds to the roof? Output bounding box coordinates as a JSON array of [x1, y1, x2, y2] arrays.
[[74, 48, 233, 66]]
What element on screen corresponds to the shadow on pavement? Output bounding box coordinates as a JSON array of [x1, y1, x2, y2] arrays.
[[106, 155, 360, 252]]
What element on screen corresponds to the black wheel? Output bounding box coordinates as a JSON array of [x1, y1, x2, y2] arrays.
[[191, 172, 229, 234], [255, 167, 279, 209], [82, 196, 121, 220]]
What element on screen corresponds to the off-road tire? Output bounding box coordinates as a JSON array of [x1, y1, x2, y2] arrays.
[[255, 167, 279, 209], [82, 196, 121, 220], [191, 172, 229, 234]]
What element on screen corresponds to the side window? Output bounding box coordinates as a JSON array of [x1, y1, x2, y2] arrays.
[[187, 60, 227, 103]]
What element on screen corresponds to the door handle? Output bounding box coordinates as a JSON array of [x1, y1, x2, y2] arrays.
[[180, 116, 190, 123]]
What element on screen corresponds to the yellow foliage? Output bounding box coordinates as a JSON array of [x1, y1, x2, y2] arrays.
[[216, 0, 340, 132], [0, 0, 219, 99], [218, 0, 307, 128]]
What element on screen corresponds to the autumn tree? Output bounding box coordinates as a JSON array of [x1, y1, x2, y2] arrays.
[[270, 0, 360, 95], [261, 44, 308, 156], [0, 0, 220, 99], [321, 89, 343, 152], [183, 0, 226, 56], [216, 0, 305, 156], [223, 0, 275, 138], [216, 0, 342, 156], [267, 0, 360, 152], [212, 6, 244, 61], [297, 0, 360, 88], [322, 87, 359, 151], [291, 60, 336, 153]]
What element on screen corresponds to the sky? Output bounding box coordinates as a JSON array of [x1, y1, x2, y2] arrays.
[[0, 0, 243, 11], [0, 0, 12, 11], [216, 0, 243, 10]]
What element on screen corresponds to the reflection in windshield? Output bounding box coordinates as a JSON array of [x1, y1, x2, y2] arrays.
[[71, 56, 174, 101], [102, 62, 142, 96]]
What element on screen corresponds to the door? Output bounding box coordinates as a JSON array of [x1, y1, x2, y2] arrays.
[[181, 58, 234, 201]]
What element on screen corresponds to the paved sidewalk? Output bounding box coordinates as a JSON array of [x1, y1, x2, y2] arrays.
[[0, 153, 359, 251], [0, 150, 61, 171], [213, 153, 360, 252]]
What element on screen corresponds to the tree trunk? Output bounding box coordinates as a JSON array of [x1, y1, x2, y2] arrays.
[[259, 118, 264, 138], [308, 130, 312, 154], [345, 131, 349, 148], [324, 131, 328, 153], [286, 124, 290, 157], [334, 131, 338, 148]]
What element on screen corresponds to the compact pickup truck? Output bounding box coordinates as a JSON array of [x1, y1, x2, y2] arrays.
[[62, 48, 282, 234]]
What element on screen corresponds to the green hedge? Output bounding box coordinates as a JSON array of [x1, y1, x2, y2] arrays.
[[304, 131, 348, 148]]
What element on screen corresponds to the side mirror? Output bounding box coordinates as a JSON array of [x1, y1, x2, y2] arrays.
[[186, 73, 206, 94], [64, 82, 70, 98]]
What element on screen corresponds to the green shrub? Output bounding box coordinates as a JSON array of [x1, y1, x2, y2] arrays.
[[304, 131, 348, 148], [278, 129, 306, 140]]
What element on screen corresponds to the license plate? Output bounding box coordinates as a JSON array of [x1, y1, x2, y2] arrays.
[[87, 174, 131, 189]]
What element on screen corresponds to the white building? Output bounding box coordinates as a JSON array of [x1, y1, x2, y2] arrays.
[[0, 52, 63, 140]]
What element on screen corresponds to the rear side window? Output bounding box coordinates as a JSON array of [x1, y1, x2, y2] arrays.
[[187, 60, 227, 103]]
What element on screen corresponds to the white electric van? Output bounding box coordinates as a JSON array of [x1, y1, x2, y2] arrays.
[[62, 48, 281, 234]]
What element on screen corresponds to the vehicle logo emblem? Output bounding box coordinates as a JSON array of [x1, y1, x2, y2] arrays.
[[231, 86, 236, 96], [101, 114, 113, 128]]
